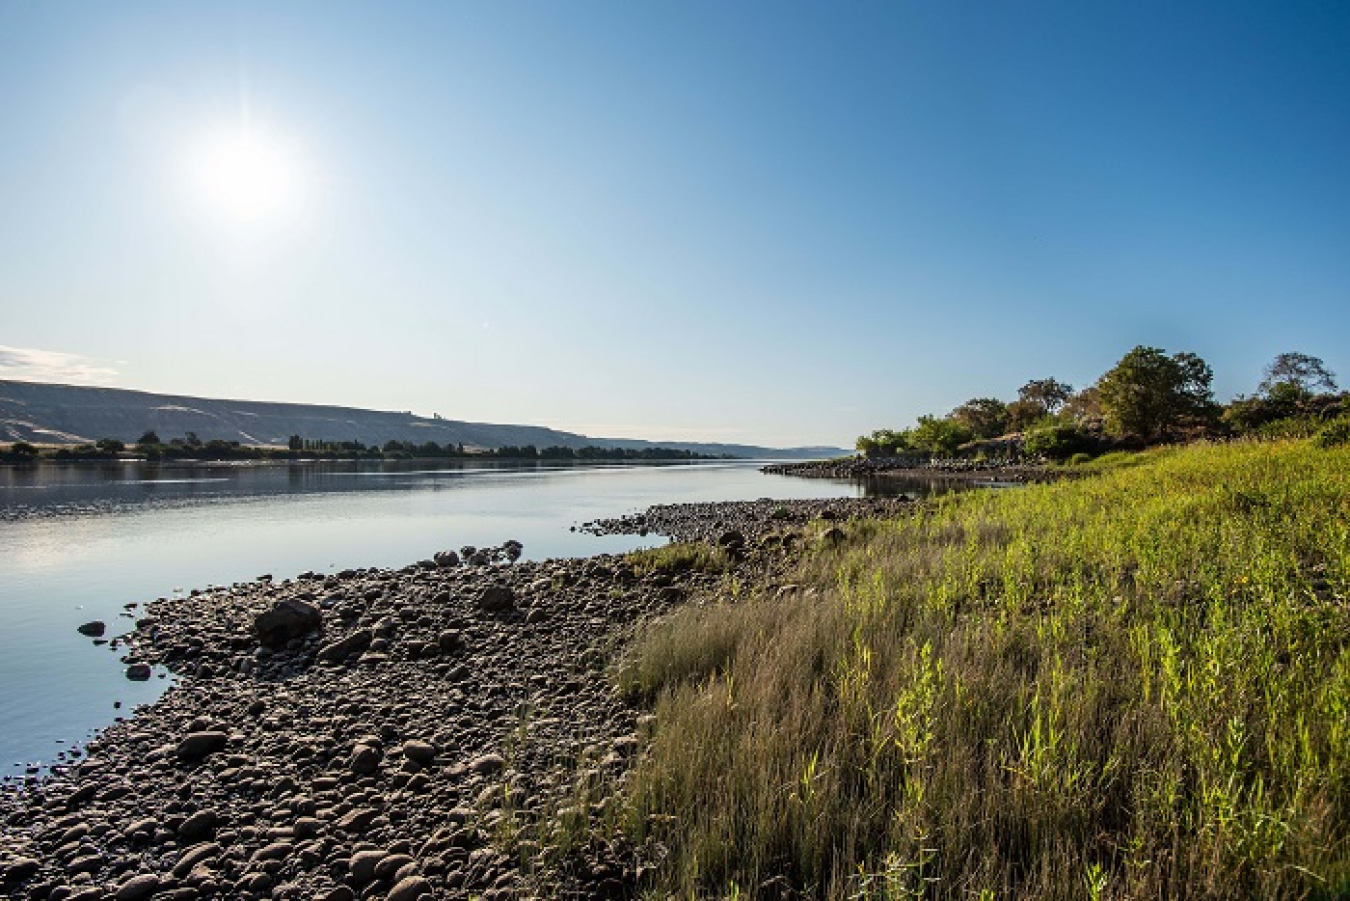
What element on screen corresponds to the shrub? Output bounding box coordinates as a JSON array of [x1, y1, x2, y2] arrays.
[[626, 542, 729, 576], [1314, 417, 1350, 448], [1023, 423, 1090, 460], [1256, 416, 1320, 441]]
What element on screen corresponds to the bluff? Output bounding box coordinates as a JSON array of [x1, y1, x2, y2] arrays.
[[0, 380, 844, 459]]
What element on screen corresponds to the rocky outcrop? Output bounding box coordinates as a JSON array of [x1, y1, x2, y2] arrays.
[[582, 496, 915, 543]]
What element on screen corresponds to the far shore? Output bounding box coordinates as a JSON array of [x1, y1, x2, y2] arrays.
[[0, 448, 737, 466]]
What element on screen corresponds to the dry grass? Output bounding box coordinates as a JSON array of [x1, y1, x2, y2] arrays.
[[612, 441, 1350, 899]]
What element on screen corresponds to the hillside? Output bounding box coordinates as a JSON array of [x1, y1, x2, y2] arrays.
[[0, 380, 844, 459]]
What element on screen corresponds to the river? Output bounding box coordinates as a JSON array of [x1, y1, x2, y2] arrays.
[[0, 458, 949, 780]]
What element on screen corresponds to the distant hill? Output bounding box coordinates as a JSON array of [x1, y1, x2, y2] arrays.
[[0, 380, 846, 460]]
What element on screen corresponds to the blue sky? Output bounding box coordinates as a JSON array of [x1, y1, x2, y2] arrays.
[[1, 2, 1346, 447]]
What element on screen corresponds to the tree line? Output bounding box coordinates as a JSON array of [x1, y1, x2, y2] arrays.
[[1, 431, 722, 463], [857, 348, 1347, 460]]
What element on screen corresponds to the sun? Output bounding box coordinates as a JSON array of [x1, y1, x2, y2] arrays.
[[188, 128, 301, 224]]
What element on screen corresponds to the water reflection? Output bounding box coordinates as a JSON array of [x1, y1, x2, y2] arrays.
[[851, 474, 981, 499], [0, 459, 725, 519]]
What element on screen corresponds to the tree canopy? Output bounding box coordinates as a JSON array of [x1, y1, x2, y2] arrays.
[[1258, 352, 1338, 397], [948, 397, 1009, 440], [853, 345, 1342, 462], [1018, 378, 1073, 414], [1096, 346, 1216, 440]]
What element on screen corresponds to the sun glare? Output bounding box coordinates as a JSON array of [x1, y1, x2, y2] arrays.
[[188, 129, 301, 224]]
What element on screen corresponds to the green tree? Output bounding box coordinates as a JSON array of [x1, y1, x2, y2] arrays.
[[1097, 346, 1216, 440], [949, 397, 1009, 440], [1061, 385, 1103, 424], [137, 430, 160, 446], [1018, 377, 1074, 414], [95, 438, 125, 454], [1006, 398, 1049, 432], [856, 429, 910, 457], [1257, 352, 1338, 397], [9, 441, 39, 459], [911, 415, 972, 456], [1023, 423, 1091, 460]]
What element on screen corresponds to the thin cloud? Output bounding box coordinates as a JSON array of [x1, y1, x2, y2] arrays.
[[0, 345, 119, 385]]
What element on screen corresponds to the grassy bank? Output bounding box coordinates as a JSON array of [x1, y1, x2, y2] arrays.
[[614, 441, 1350, 899]]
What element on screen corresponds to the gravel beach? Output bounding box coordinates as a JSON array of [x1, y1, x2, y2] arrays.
[[0, 497, 911, 900]]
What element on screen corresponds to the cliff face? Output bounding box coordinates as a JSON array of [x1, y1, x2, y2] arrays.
[[0, 380, 845, 459]]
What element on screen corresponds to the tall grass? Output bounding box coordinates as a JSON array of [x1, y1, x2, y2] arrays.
[[616, 441, 1350, 899]]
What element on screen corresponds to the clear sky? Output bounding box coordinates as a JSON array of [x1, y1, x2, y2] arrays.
[[1, 2, 1347, 448]]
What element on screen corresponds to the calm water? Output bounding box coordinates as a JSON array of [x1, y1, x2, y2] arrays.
[[1, 458, 942, 777]]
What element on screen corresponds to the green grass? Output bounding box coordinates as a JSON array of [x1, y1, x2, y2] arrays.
[[628, 541, 733, 576], [613, 440, 1350, 899]]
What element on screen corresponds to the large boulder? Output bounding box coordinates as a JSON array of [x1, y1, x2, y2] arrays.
[[177, 809, 220, 843], [254, 597, 322, 648], [176, 731, 229, 761], [348, 849, 386, 886], [349, 743, 382, 775], [469, 753, 505, 776], [716, 530, 745, 549], [401, 739, 437, 766], [476, 585, 516, 614]]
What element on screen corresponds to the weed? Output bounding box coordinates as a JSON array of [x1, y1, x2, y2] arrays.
[[628, 542, 732, 576]]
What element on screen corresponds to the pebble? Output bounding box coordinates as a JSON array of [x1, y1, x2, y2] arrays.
[[386, 875, 433, 901], [113, 872, 161, 900], [176, 731, 228, 761], [0, 510, 893, 897]]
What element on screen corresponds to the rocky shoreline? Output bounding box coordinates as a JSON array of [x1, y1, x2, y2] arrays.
[[0, 497, 910, 901], [760, 456, 1061, 483], [579, 495, 915, 543]]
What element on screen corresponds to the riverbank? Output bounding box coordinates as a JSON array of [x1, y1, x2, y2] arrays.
[[0, 497, 902, 901], [760, 456, 1062, 483], [621, 441, 1350, 897]]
